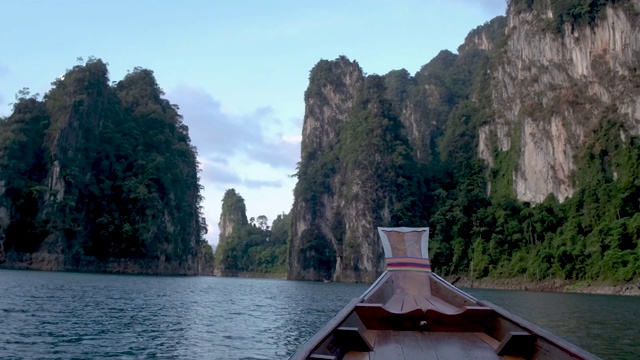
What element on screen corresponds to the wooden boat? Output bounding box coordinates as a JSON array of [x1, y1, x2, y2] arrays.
[[290, 227, 600, 360]]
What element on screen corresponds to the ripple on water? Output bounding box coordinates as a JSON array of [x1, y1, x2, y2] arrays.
[[0, 270, 368, 359], [2, 270, 638, 359]]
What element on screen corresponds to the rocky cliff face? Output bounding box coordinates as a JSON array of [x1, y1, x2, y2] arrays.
[[289, 59, 426, 283], [218, 189, 248, 242], [288, 18, 508, 282], [216, 189, 249, 275], [0, 59, 207, 275], [481, 0, 640, 202], [289, 0, 640, 282], [288, 57, 365, 281], [29, 62, 109, 271]]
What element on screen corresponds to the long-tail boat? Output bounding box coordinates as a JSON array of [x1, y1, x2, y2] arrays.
[[290, 227, 599, 360]]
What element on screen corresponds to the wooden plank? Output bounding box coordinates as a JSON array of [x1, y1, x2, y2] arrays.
[[454, 332, 503, 360], [423, 307, 495, 332], [429, 275, 477, 308], [343, 352, 370, 360], [355, 303, 425, 331], [369, 331, 404, 360], [476, 331, 528, 360], [355, 304, 426, 330], [385, 293, 404, 312], [363, 329, 378, 349], [413, 295, 435, 311], [420, 332, 472, 360], [335, 327, 374, 352], [308, 355, 336, 360], [424, 294, 460, 314], [391, 271, 430, 296], [424, 332, 501, 360], [362, 272, 394, 305], [401, 294, 420, 312], [474, 332, 500, 349], [398, 331, 440, 360]]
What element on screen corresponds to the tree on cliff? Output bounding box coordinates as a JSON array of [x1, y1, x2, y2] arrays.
[[339, 75, 424, 227], [0, 58, 209, 274], [215, 189, 287, 275]]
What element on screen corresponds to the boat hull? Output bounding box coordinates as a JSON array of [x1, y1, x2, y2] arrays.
[[290, 271, 599, 360]]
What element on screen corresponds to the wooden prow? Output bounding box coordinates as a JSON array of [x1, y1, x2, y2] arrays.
[[291, 227, 600, 360], [376, 227, 439, 313], [378, 227, 431, 272]]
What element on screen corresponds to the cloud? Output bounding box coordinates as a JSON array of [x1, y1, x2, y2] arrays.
[[167, 85, 301, 174], [167, 85, 298, 246], [244, 179, 283, 188], [199, 159, 242, 184], [198, 158, 284, 189], [167, 85, 301, 191]]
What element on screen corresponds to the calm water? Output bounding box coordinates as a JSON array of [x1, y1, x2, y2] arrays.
[[465, 288, 640, 359], [0, 270, 638, 359]]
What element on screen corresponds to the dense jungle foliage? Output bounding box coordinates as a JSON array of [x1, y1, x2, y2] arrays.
[[510, 0, 627, 32], [215, 189, 288, 275], [292, 0, 639, 283], [0, 58, 211, 273], [427, 0, 640, 282]]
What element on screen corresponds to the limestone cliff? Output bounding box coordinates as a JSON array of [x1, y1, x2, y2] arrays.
[[481, 0, 640, 202], [288, 57, 365, 281], [218, 189, 248, 241], [0, 59, 207, 275], [289, 58, 426, 283], [216, 189, 248, 275], [289, 0, 640, 282]]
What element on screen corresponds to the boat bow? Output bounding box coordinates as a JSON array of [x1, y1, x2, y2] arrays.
[[290, 227, 599, 360]]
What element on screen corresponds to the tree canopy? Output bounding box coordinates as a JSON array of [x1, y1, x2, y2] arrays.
[[0, 58, 210, 274]]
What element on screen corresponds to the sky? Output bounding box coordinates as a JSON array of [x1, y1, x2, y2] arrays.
[[0, 0, 507, 245]]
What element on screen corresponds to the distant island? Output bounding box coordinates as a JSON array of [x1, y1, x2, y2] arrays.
[[214, 189, 287, 277]]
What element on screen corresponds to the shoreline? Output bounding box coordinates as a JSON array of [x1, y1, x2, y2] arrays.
[[236, 271, 287, 279], [213, 271, 287, 280], [4, 266, 638, 295], [216, 273, 640, 296], [445, 275, 640, 296]]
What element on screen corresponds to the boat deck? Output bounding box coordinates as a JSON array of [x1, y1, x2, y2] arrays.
[[342, 330, 512, 360]]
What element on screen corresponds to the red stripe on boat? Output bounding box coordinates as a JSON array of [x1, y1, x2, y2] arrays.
[[385, 257, 431, 272]]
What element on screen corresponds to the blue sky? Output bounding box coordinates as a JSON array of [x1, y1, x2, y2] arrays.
[[0, 0, 506, 245]]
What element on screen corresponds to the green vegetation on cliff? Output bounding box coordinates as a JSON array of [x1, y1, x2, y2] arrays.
[[215, 189, 287, 275], [291, 1, 640, 283], [510, 0, 629, 32], [0, 58, 211, 274], [339, 75, 424, 226]]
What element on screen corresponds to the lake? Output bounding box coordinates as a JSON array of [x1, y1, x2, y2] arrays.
[[1, 269, 638, 359]]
